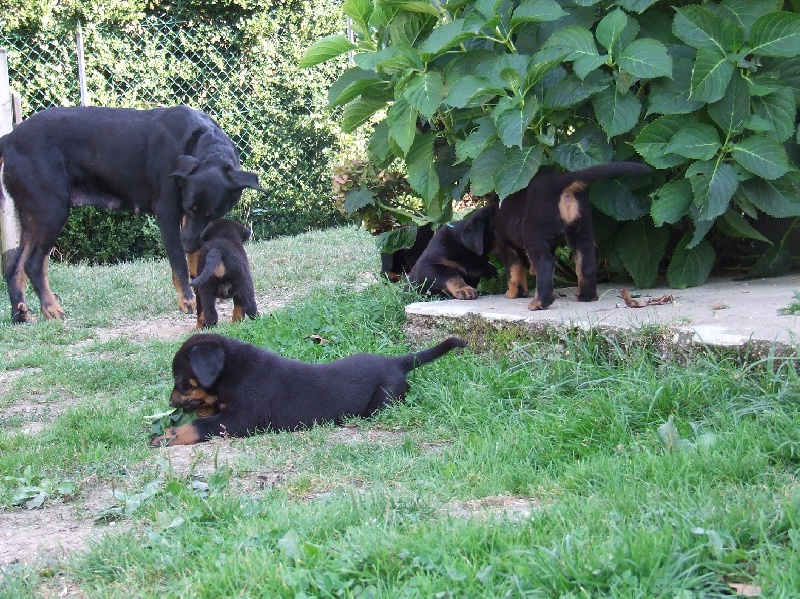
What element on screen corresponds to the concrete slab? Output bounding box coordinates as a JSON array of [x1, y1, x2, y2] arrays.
[[405, 274, 800, 355]]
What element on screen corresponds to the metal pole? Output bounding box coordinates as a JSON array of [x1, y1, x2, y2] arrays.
[[0, 48, 12, 136], [77, 24, 89, 106]]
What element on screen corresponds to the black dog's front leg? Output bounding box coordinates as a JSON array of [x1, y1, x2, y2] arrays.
[[151, 413, 255, 446], [155, 210, 195, 315]]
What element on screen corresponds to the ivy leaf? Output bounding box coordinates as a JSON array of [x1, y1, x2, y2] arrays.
[[615, 218, 669, 288], [731, 136, 793, 180], [406, 133, 439, 201], [707, 70, 750, 136], [496, 145, 543, 199], [590, 179, 649, 221], [742, 176, 800, 217], [667, 233, 715, 289], [299, 35, 356, 68], [690, 46, 734, 103], [686, 160, 739, 221], [749, 12, 800, 58], [552, 124, 613, 171], [387, 96, 418, 156], [753, 86, 797, 143], [618, 38, 672, 79], [510, 0, 567, 29], [403, 72, 446, 119], [592, 87, 641, 138], [665, 124, 721, 161], [342, 97, 387, 133], [632, 114, 688, 169], [647, 58, 705, 116], [651, 179, 693, 226]]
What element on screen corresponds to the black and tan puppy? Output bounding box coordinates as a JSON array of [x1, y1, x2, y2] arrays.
[[150, 333, 466, 446], [496, 162, 653, 310], [407, 205, 497, 299], [380, 224, 435, 282], [190, 219, 258, 328]]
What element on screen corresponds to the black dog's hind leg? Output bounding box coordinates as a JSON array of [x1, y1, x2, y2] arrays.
[[196, 284, 219, 328], [565, 222, 598, 302], [524, 239, 556, 310]]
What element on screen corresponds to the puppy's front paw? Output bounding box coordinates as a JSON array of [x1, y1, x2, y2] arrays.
[[453, 286, 478, 300], [150, 427, 177, 447]]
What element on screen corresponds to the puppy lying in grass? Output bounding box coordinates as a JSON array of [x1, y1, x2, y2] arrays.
[[151, 333, 466, 446], [188, 219, 258, 328]]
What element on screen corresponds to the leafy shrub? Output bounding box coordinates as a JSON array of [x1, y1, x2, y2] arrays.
[[302, 0, 800, 288]]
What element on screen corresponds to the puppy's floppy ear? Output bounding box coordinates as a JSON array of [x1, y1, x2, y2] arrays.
[[459, 211, 489, 256], [170, 155, 201, 182], [188, 343, 226, 387]]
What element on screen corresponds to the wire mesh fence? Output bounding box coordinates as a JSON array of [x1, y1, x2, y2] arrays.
[[0, 14, 350, 243]]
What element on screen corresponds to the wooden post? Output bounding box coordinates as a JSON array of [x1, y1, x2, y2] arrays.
[[0, 48, 12, 136]]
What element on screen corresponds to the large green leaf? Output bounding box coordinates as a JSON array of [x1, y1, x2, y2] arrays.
[[552, 124, 613, 171], [647, 58, 705, 116], [665, 124, 721, 161], [543, 75, 609, 108], [330, 77, 389, 109], [731, 135, 793, 180], [749, 12, 800, 58], [615, 0, 659, 13], [343, 185, 376, 215], [403, 71, 446, 119], [456, 117, 498, 164], [667, 233, 715, 289], [343, 0, 374, 37], [616, 218, 669, 288], [718, 209, 771, 243], [387, 96, 418, 155], [542, 26, 607, 79], [299, 34, 357, 68], [592, 87, 641, 138], [381, 0, 441, 17], [672, 5, 741, 51], [686, 160, 739, 221], [355, 45, 424, 72], [406, 133, 439, 201], [418, 19, 471, 55], [690, 46, 734, 103], [328, 68, 382, 107], [590, 179, 650, 221], [742, 175, 800, 217], [718, 0, 778, 36], [510, 0, 567, 29], [632, 114, 688, 169], [368, 120, 391, 162], [707, 69, 750, 136], [445, 75, 501, 108], [596, 9, 630, 57], [389, 11, 436, 46], [341, 97, 387, 133], [618, 38, 672, 79], [651, 179, 693, 226], [495, 99, 539, 148], [753, 86, 797, 143], [469, 141, 507, 195], [496, 146, 544, 199]]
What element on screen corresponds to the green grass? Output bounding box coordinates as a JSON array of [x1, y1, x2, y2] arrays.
[[1, 226, 799, 597]]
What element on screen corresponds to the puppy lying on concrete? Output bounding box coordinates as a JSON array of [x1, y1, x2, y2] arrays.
[[407, 205, 497, 299], [496, 162, 653, 310], [189, 219, 258, 328], [151, 333, 466, 446]]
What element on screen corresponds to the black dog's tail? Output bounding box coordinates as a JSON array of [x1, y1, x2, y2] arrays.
[[555, 162, 653, 187], [402, 337, 466, 371], [190, 248, 222, 287]]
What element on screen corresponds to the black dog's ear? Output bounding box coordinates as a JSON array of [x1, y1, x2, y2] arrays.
[[170, 155, 201, 182], [459, 212, 488, 256], [235, 221, 252, 242], [188, 343, 226, 387], [228, 168, 265, 193]]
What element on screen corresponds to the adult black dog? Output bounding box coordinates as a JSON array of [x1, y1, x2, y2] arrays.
[[0, 105, 263, 323], [190, 219, 258, 329], [151, 333, 466, 445], [407, 205, 497, 299]]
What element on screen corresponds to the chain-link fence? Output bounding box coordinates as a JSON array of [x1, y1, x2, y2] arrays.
[[0, 12, 351, 247]]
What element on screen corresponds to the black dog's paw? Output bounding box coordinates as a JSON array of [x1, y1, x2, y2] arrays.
[[453, 286, 479, 300]]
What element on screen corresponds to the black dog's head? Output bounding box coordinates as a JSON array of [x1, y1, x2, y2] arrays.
[[171, 156, 263, 253], [170, 334, 227, 414], [453, 203, 497, 257]]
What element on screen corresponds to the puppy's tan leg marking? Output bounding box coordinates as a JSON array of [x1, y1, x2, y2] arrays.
[[558, 181, 586, 224], [152, 424, 201, 447], [186, 251, 200, 279], [528, 293, 545, 311], [505, 263, 529, 299], [445, 277, 478, 300], [232, 303, 245, 322]]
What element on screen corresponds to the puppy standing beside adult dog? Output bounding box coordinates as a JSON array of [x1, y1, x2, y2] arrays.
[[408, 162, 652, 309], [0, 105, 263, 322]]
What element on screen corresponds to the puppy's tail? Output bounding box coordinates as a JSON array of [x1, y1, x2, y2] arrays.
[[404, 337, 466, 371], [190, 248, 222, 287], [557, 162, 653, 187]]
